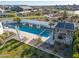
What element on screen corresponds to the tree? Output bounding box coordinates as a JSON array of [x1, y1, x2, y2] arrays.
[[70, 15, 78, 23], [70, 16, 74, 23], [73, 53, 79, 58], [61, 6, 68, 21], [48, 19, 54, 28], [73, 29, 79, 58], [13, 16, 21, 24], [58, 17, 63, 22], [74, 15, 78, 22], [35, 36, 42, 46], [60, 6, 67, 20], [62, 10, 67, 19], [13, 16, 21, 41]]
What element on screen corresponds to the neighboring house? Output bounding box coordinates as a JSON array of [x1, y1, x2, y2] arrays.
[[17, 5, 33, 16], [10, 5, 23, 12], [19, 5, 33, 11], [0, 6, 12, 17], [0, 22, 3, 35], [0, 8, 4, 13], [54, 22, 75, 45], [0, 5, 11, 13]]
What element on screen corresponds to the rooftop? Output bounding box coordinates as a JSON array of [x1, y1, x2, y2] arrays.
[[55, 22, 74, 31], [19, 5, 33, 10]]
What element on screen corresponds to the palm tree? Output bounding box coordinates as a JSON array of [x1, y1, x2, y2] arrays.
[[48, 19, 54, 28], [13, 16, 21, 25], [13, 16, 21, 40], [74, 15, 78, 22], [70, 15, 78, 23], [58, 17, 63, 22], [61, 6, 68, 21], [62, 10, 67, 19], [58, 11, 67, 22], [70, 16, 74, 23], [35, 36, 42, 46]]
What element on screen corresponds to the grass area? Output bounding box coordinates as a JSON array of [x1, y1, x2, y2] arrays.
[[26, 16, 48, 19], [0, 15, 48, 20], [0, 14, 16, 18], [0, 39, 56, 58]]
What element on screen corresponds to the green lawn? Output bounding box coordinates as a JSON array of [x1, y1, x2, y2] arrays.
[[0, 39, 56, 58], [0, 15, 48, 19], [26, 16, 48, 19]]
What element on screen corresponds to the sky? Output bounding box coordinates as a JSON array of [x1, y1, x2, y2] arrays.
[[0, 0, 79, 5]]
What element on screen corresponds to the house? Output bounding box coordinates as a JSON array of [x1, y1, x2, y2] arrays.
[[0, 8, 4, 13], [54, 22, 75, 45], [17, 5, 33, 16], [0, 22, 3, 35], [19, 5, 33, 11], [0, 5, 11, 13]]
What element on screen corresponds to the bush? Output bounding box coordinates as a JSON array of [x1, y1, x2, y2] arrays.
[[73, 30, 79, 58]]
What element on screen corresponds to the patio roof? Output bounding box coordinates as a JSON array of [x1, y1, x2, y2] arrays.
[[55, 22, 74, 31]]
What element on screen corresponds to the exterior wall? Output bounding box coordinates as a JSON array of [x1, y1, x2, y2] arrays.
[[54, 28, 74, 45], [47, 31, 55, 45]]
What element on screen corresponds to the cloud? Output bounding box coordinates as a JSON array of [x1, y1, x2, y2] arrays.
[[0, 1, 79, 5]]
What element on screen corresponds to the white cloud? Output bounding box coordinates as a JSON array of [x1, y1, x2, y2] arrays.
[[0, 0, 79, 5], [0, 0, 79, 1]]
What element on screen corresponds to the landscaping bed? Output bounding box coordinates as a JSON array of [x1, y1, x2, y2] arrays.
[[0, 32, 15, 46]]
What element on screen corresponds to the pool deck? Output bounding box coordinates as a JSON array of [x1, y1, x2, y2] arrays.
[[4, 28, 48, 42]]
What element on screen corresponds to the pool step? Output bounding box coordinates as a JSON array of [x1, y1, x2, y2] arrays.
[[39, 29, 47, 36]]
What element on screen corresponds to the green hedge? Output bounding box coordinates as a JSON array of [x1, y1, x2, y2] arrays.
[[73, 30, 79, 58]]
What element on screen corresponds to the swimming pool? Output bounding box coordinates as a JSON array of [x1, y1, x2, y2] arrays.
[[5, 23, 52, 37]]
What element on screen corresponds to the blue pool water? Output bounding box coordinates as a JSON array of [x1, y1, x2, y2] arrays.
[[5, 23, 52, 37], [19, 26, 51, 37]]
